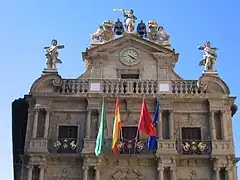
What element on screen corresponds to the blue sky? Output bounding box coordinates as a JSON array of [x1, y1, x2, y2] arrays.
[[1, 0, 240, 179]]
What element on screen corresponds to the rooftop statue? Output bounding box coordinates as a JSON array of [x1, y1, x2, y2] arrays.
[[147, 20, 170, 45], [113, 8, 137, 33], [91, 21, 114, 43], [198, 41, 218, 71], [44, 39, 64, 69]]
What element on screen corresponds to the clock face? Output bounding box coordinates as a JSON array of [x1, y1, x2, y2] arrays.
[[120, 48, 140, 66]]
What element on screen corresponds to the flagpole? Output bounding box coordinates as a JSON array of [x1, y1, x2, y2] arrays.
[[134, 94, 145, 154]]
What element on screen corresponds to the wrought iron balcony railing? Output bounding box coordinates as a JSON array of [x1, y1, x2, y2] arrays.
[[104, 139, 154, 155], [50, 138, 84, 153], [56, 79, 204, 95], [177, 140, 211, 155]]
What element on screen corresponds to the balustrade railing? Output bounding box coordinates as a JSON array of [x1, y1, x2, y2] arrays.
[[27, 138, 48, 153], [56, 78, 204, 95], [104, 139, 153, 155], [177, 139, 211, 155]]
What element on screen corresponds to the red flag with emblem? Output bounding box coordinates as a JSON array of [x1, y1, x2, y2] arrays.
[[137, 98, 156, 136]]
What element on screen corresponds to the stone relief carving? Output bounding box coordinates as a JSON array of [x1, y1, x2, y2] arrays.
[[111, 169, 145, 180]]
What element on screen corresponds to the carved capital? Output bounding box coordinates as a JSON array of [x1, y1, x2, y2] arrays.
[[27, 165, 33, 169], [94, 164, 101, 171], [213, 167, 220, 172], [225, 167, 232, 171], [170, 167, 177, 172], [82, 165, 89, 171], [38, 165, 45, 170], [220, 109, 225, 113], [157, 164, 164, 171]]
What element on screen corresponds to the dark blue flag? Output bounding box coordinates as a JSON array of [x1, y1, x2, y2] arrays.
[[147, 99, 159, 152]]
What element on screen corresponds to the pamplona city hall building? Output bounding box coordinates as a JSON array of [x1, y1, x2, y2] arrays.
[[12, 9, 239, 180]]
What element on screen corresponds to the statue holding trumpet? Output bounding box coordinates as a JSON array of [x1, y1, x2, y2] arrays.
[[113, 8, 137, 33]]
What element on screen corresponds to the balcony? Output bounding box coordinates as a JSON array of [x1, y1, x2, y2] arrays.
[[49, 138, 84, 153], [177, 140, 211, 155], [56, 79, 204, 95], [104, 139, 153, 155], [27, 138, 48, 153]]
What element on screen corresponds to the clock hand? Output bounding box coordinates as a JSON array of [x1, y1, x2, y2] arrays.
[[128, 54, 136, 60]]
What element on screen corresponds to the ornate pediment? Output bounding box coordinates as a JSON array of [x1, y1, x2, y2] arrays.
[[111, 169, 146, 180]]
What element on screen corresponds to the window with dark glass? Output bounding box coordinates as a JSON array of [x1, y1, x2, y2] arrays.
[[122, 127, 138, 140], [58, 126, 78, 139], [181, 127, 201, 140]]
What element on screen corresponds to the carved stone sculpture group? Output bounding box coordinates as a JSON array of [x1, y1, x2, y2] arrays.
[[43, 9, 219, 73], [91, 8, 170, 45]]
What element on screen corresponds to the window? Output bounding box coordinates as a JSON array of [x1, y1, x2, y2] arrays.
[[58, 126, 78, 139], [181, 127, 201, 140], [121, 74, 139, 79], [122, 127, 138, 140]]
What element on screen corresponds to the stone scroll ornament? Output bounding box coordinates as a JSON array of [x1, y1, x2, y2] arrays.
[[44, 39, 64, 69]]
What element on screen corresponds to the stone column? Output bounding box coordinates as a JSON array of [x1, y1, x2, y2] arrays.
[[27, 165, 33, 180], [169, 110, 174, 139], [83, 166, 89, 180], [85, 109, 91, 138], [39, 165, 45, 180], [170, 167, 177, 180], [210, 110, 216, 140], [32, 108, 39, 138], [94, 165, 100, 180], [221, 110, 228, 140], [44, 109, 50, 138], [158, 110, 162, 140], [214, 167, 220, 180], [226, 167, 233, 180], [157, 166, 164, 180]]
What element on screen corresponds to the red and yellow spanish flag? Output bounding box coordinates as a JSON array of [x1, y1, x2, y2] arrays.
[[112, 97, 122, 156]]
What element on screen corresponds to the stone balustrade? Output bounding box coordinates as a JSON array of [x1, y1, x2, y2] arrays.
[[56, 79, 204, 95], [27, 138, 48, 153], [211, 140, 234, 155], [156, 140, 177, 155]]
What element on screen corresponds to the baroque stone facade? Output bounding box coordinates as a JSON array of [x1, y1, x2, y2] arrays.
[[12, 12, 239, 180]]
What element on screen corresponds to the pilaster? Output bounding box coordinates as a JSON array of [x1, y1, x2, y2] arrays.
[[44, 108, 50, 138], [210, 109, 216, 140], [27, 165, 33, 180], [169, 110, 174, 139], [86, 108, 92, 138], [214, 167, 220, 180], [158, 109, 162, 140], [39, 165, 45, 180], [220, 109, 228, 140], [32, 106, 40, 138]]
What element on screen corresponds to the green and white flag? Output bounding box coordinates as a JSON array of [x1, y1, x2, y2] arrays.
[[95, 96, 106, 156]]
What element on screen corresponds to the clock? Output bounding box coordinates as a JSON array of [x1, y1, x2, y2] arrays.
[[120, 48, 140, 66]]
